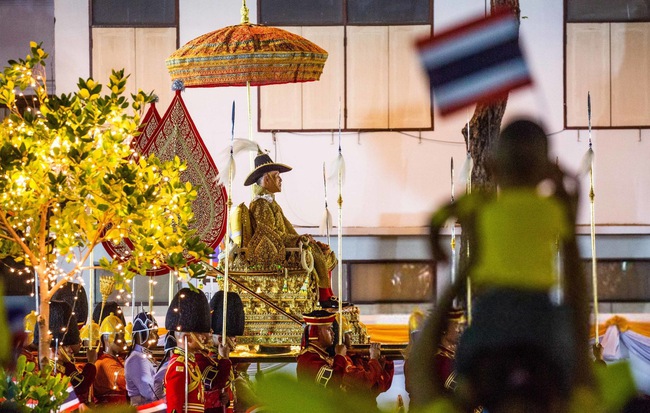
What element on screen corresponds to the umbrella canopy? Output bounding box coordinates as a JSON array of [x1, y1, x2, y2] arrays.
[[166, 9, 327, 87]]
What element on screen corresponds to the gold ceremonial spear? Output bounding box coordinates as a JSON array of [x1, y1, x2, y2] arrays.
[[450, 158, 458, 308], [586, 92, 600, 343]]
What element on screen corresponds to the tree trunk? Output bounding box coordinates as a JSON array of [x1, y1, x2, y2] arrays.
[[37, 273, 50, 369], [458, 0, 520, 306], [460, 0, 520, 190]]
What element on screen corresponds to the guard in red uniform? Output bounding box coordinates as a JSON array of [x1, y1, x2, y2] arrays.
[[333, 315, 394, 410], [94, 312, 128, 404], [433, 308, 465, 393], [164, 288, 212, 413], [296, 310, 347, 391], [404, 307, 465, 408], [200, 291, 245, 413]]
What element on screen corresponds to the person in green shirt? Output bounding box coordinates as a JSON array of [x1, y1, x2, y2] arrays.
[[408, 119, 593, 413]]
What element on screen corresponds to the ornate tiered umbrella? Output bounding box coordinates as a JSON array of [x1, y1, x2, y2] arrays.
[[166, 0, 327, 140], [166, 3, 327, 88]]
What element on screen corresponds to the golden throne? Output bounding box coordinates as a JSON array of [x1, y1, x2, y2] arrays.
[[214, 203, 367, 347]]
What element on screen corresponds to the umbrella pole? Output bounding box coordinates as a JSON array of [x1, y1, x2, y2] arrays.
[[247, 81, 255, 170]]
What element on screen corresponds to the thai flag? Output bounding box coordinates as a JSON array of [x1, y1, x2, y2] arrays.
[[136, 399, 167, 413], [59, 385, 81, 412], [416, 9, 532, 116]]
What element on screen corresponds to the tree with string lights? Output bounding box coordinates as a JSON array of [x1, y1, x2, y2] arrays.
[[0, 42, 212, 363]]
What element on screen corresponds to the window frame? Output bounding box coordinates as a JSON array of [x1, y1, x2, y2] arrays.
[[88, 0, 179, 111], [344, 259, 436, 304], [583, 258, 650, 303], [257, 0, 434, 132], [564, 0, 650, 129]]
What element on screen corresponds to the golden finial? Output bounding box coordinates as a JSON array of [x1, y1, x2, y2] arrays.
[[100, 275, 115, 300], [96, 275, 115, 350], [241, 0, 250, 25]]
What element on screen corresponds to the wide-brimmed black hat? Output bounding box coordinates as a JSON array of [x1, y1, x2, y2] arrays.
[[165, 288, 211, 333], [243, 150, 292, 186], [52, 282, 88, 329], [92, 301, 125, 326], [49, 300, 81, 347], [210, 291, 245, 336]]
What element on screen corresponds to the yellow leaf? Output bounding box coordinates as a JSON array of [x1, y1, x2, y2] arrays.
[[168, 245, 185, 254], [79, 89, 90, 99]]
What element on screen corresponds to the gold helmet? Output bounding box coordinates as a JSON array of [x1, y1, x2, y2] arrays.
[[24, 310, 37, 344], [124, 322, 133, 344], [408, 307, 425, 336], [99, 312, 125, 346], [80, 321, 101, 344]]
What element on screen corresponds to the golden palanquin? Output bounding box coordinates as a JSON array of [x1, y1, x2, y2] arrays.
[[213, 203, 368, 347]]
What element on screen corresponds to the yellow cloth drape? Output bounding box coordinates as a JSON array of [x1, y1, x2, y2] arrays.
[[365, 324, 409, 344], [589, 315, 650, 339]]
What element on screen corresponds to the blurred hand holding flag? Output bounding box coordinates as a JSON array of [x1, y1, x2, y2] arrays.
[[416, 8, 531, 116]]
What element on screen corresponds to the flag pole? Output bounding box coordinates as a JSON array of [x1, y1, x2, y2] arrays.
[[587, 92, 599, 343]]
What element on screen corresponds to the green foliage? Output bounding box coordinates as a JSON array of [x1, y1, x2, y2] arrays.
[[0, 355, 71, 412], [0, 42, 211, 289], [254, 373, 383, 413]]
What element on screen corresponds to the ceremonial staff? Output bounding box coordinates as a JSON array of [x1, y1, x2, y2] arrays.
[[335, 100, 345, 344], [450, 158, 458, 306], [223, 101, 236, 340], [586, 92, 600, 343]]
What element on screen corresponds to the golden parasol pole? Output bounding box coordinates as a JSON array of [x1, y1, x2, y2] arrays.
[[336, 99, 345, 345], [169, 272, 174, 308], [587, 92, 600, 343], [97, 275, 115, 350], [131, 277, 136, 320], [87, 249, 94, 347], [148, 276, 154, 314], [223, 101, 236, 340], [240, 1, 256, 173]]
